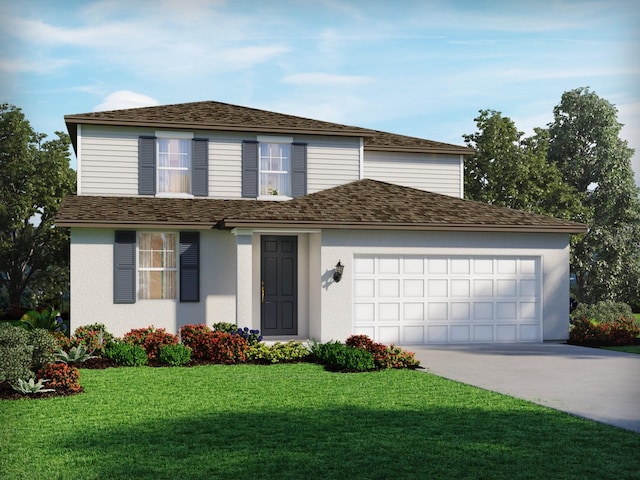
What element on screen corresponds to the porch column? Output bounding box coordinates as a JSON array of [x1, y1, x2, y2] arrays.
[[235, 233, 253, 327]]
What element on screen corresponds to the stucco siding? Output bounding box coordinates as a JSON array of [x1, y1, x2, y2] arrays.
[[70, 227, 237, 337], [363, 151, 462, 197]]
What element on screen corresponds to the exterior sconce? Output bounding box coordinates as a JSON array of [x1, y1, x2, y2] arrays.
[[333, 260, 344, 283]]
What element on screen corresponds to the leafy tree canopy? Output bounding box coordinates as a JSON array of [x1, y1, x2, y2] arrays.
[[548, 87, 640, 305], [0, 103, 76, 310]]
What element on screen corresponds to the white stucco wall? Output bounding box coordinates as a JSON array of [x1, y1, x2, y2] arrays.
[[70, 228, 237, 337]]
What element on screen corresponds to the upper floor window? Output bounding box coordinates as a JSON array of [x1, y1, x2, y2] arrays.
[[158, 139, 191, 194], [260, 143, 291, 197], [138, 133, 208, 197]]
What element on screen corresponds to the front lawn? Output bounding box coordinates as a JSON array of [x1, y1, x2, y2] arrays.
[[1, 364, 638, 480], [602, 345, 640, 354]]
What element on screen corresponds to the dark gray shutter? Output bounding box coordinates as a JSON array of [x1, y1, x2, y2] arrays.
[[138, 136, 156, 195], [180, 232, 199, 302], [192, 138, 208, 197], [291, 142, 307, 197], [242, 140, 259, 198], [114, 231, 136, 304]]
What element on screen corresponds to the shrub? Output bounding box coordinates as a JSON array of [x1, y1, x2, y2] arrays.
[[0, 324, 33, 383], [212, 322, 237, 333], [123, 326, 178, 360], [19, 308, 65, 333], [158, 344, 192, 366], [208, 332, 249, 364], [231, 326, 263, 346], [569, 316, 640, 346], [104, 340, 148, 367], [38, 363, 82, 393], [247, 341, 311, 364], [346, 335, 420, 369], [72, 324, 114, 354], [180, 324, 216, 360], [571, 301, 634, 324], [29, 328, 57, 371], [313, 341, 376, 372]]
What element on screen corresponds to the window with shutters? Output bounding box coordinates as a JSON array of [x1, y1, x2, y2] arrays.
[[138, 233, 177, 299], [260, 143, 291, 197], [157, 139, 191, 194]]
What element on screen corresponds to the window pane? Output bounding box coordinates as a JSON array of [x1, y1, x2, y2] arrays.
[[259, 143, 290, 196], [138, 233, 176, 299], [157, 139, 191, 193]]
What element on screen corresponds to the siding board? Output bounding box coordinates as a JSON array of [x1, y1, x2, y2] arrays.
[[363, 151, 462, 197]]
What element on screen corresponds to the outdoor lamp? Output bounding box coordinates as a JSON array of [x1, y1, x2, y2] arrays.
[[333, 260, 344, 283]]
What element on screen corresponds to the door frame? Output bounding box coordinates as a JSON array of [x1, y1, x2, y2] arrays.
[[260, 235, 298, 336]]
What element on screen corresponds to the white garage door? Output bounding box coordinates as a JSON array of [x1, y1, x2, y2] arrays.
[[353, 255, 541, 344]]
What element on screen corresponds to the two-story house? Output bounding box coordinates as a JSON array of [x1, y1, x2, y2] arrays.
[[56, 100, 586, 343]]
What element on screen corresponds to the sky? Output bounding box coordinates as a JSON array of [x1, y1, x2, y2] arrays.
[[1, 0, 639, 186]]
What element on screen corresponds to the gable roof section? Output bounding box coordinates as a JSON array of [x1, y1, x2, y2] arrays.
[[56, 179, 587, 233], [64, 100, 473, 155]]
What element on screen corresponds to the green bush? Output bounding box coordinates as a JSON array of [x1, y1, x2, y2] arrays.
[[123, 326, 178, 360], [345, 335, 420, 369], [571, 301, 634, 324], [104, 340, 148, 367], [72, 323, 114, 354], [0, 323, 33, 383], [312, 341, 376, 372], [247, 341, 311, 364], [212, 322, 237, 333], [569, 316, 640, 346], [158, 344, 192, 366], [29, 328, 57, 370]]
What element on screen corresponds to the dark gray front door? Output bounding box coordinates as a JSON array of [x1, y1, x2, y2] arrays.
[[261, 236, 298, 336]]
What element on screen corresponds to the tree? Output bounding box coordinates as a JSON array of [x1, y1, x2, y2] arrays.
[[548, 87, 640, 305], [463, 109, 584, 220], [0, 104, 76, 311]]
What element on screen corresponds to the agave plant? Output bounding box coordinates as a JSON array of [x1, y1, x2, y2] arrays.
[[55, 345, 97, 364], [11, 378, 55, 394]]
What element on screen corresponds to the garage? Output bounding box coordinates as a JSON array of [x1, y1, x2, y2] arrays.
[[352, 255, 542, 344]]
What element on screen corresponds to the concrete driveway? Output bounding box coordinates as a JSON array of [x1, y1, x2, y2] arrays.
[[406, 342, 640, 433]]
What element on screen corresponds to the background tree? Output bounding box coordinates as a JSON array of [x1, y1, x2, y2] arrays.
[[0, 104, 76, 312], [463, 109, 584, 220], [548, 87, 640, 305]]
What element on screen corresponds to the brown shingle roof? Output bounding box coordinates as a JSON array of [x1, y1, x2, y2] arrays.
[[56, 180, 587, 233], [64, 100, 472, 155]]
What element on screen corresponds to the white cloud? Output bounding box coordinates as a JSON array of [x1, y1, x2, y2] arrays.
[[93, 91, 159, 111], [282, 73, 373, 87]]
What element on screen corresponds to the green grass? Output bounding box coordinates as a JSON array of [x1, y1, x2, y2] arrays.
[[1, 364, 639, 480], [602, 345, 640, 354]]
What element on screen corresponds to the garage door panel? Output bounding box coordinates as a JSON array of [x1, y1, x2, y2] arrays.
[[353, 255, 541, 344]]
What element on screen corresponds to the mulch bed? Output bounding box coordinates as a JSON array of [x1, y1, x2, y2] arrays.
[[0, 381, 85, 400]]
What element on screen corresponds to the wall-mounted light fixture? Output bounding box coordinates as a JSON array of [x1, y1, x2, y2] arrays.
[[333, 260, 344, 283]]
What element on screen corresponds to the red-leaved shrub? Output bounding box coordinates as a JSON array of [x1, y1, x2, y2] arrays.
[[346, 335, 420, 369], [38, 363, 82, 393], [123, 326, 178, 360], [180, 324, 248, 363], [569, 316, 640, 346]]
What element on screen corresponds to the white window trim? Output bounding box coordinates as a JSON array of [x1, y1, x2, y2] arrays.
[[137, 232, 179, 301], [257, 137, 293, 200], [155, 135, 193, 196]]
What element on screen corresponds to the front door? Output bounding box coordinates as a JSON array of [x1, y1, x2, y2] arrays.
[[261, 236, 298, 336]]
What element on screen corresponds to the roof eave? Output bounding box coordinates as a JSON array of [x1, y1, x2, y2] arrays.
[[220, 219, 588, 233], [54, 220, 214, 229], [365, 145, 475, 156], [63, 116, 375, 138]]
